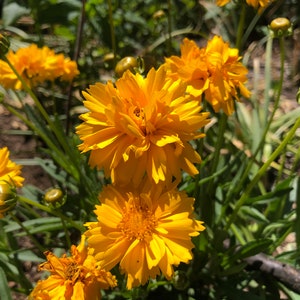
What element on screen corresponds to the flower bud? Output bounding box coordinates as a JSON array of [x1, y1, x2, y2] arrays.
[[115, 56, 138, 77], [0, 34, 10, 56], [270, 18, 292, 38], [172, 270, 189, 291], [0, 183, 17, 218], [44, 188, 65, 208]]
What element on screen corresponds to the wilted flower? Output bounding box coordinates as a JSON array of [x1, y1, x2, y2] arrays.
[[76, 66, 210, 186], [164, 37, 250, 115], [28, 236, 117, 300], [84, 180, 205, 289], [0, 44, 79, 90]]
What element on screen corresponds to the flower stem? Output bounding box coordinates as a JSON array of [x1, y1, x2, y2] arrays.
[[225, 116, 300, 231], [9, 212, 45, 253], [18, 196, 84, 232], [108, 0, 117, 68]]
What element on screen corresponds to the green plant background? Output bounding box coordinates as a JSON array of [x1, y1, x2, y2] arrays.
[[0, 0, 300, 299]]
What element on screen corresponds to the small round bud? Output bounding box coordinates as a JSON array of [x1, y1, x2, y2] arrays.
[[172, 270, 189, 291], [44, 188, 65, 208], [269, 18, 292, 38], [0, 34, 10, 56], [115, 56, 138, 77]]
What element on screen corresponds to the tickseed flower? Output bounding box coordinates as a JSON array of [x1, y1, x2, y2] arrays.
[[0, 44, 79, 90], [0, 147, 24, 187], [28, 236, 117, 300], [164, 37, 250, 115], [76, 66, 210, 186], [216, 0, 273, 11], [84, 181, 205, 289]]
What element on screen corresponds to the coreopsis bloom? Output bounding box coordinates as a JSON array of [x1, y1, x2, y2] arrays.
[[0, 44, 79, 90], [0, 147, 24, 187], [84, 180, 205, 289], [76, 66, 210, 186], [28, 236, 117, 300], [164, 37, 250, 115], [216, 0, 273, 11]]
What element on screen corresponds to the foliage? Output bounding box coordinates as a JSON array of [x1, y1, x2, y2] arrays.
[[0, 0, 300, 299]]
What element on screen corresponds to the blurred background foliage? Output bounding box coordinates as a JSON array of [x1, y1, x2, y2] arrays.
[[0, 0, 300, 299]]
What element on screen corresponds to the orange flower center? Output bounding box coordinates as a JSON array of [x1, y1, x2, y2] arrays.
[[128, 105, 146, 133], [119, 199, 157, 241], [65, 261, 82, 283]]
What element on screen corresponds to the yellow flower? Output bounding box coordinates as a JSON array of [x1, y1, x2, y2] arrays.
[[216, 0, 273, 10], [246, 0, 273, 10], [0, 147, 24, 187], [76, 66, 210, 186], [164, 37, 250, 115], [28, 236, 117, 300], [203, 36, 251, 115], [0, 44, 79, 90], [84, 180, 205, 289]]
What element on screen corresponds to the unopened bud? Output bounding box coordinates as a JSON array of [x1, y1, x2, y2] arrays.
[[270, 18, 292, 38], [115, 56, 138, 77], [44, 188, 65, 208], [172, 270, 189, 291]]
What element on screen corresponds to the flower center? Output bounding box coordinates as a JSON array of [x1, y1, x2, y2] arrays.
[[118, 198, 157, 241], [65, 261, 81, 283], [129, 105, 146, 132]]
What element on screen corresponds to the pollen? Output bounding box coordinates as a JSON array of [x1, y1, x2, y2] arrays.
[[118, 198, 157, 241]]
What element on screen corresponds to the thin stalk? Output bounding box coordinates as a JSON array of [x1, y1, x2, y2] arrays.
[[18, 196, 84, 232], [263, 34, 273, 127], [203, 113, 227, 227], [225, 116, 300, 231], [222, 32, 286, 217], [2, 56, 71, 155], [108, 0, 117, 68], [9, 212, 45, 253], [66, 0, 86, 135], [235, 3, 246, 50], [167, 0, 173, 55]]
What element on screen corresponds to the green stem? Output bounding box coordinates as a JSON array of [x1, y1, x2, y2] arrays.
[[225, 116, 300, 231], [108, 0, 117, 68], [2, 56, 72, 156], [18, 196, 84, 232], [222, 32, 285, 219], [263, 34, 273, 127], [9, 212, 45, 253], [236, 3, 246, 50], [167, 0, 173, 55]]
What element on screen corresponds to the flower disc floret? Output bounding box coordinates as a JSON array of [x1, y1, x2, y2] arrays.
[[84, 181, 205, 289], [76, 66, 210, 186]]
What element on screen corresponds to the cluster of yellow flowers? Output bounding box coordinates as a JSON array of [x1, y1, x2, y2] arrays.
[[0, 34, 250, 299], [0, 44, 79, 90]]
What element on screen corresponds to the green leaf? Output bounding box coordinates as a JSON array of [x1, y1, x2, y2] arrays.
[[2, 3, 30, 26], [240, 206, 269, 223], [0, 267, 13, 300], [229, 239, 272, 263]]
